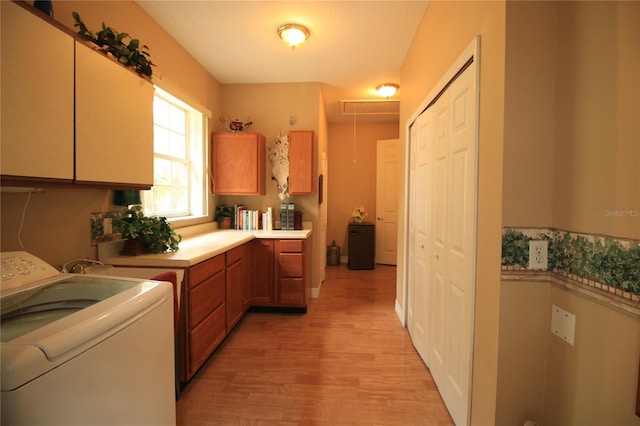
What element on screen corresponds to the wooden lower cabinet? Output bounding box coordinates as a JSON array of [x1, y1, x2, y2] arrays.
[[251, 238, 309, 310], [184, 253, 226, 380], [250, 239, 276, 306], [182, 238, 309, 382], [226, 244, 249, 332], [275, 239, 309, 308]]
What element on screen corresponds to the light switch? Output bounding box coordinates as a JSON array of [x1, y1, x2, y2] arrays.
[[551, 304, 575, 345]]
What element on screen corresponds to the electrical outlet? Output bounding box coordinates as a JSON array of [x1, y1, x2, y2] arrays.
[[529, 240, 548, 270]]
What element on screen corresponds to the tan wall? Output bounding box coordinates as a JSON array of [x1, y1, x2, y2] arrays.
[[0, 1, 221, 266], [553, 1, 640, 240], [544, 286, 640, 426], [326, 123, 398, 253], [218, 83, 323, 290], [502, 1, 556, 227], [497, 281, 549, 425], [498, 1, 640, 424], [400, 2, 507, 423]]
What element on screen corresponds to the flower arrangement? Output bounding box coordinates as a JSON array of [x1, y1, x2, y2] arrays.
[[351, 205, 367, 223]]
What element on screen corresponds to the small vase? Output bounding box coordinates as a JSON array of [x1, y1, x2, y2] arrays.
[[353, 216, 363, 223]]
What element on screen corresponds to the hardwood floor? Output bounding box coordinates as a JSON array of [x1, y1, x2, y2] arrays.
[[176, 264, 454, 425]]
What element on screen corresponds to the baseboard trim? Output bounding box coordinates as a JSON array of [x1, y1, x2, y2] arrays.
[[395, 299, 405, 327]]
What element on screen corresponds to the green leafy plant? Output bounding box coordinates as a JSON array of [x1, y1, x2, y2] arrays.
[[113, 205, 181, 254], [214, 204, 233, 224], [72, 12, 156, 77]]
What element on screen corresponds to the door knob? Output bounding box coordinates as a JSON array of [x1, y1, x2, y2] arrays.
[[377, 217, 383, 220]]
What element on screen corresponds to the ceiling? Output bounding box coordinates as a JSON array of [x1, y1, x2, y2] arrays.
[[135, 1, 429, 124]]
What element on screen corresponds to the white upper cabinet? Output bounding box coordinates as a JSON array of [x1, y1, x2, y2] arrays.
[[75, 42, 153, 186], [1, 1, 75, 181], [1, 2, 153, 188]]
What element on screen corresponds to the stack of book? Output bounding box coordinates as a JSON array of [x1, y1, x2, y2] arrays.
[[233, 205, 263, 230], [280, 203, 295, 230]]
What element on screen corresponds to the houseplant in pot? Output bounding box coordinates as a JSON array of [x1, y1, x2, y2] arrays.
[[72, 12, 156, 77], [113, 205, 181, 255], [214, 204, 233, 229]]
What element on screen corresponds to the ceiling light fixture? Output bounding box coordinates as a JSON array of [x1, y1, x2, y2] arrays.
[[278, 24, 310, 49], [376, 83, 399, 98]]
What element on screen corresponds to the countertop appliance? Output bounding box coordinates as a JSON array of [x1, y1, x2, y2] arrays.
[[1, 251, 176, 425]]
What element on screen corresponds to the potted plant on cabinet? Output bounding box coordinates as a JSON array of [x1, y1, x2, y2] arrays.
[[214, 205, 233, 229], [113, 205, 181, 255], [72, 12, 156, 77]]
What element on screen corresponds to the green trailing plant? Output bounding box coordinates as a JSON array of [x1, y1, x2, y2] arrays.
[[113, 205, 181, 254], [72, 12, 156, 77]]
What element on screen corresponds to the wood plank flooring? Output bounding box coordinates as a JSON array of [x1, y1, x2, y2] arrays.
[[176, 264, 454, 425]]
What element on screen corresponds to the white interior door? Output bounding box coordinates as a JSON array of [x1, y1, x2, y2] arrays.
[[406, 43, 478, 426], [375, 139, 400, 265]]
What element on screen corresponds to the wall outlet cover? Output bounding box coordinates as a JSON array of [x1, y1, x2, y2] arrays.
[[551, 304, 575, 345], [529, 239, 549, 270]]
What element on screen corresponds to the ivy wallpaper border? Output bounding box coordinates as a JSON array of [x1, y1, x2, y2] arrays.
[[502, 227, 640, 307]]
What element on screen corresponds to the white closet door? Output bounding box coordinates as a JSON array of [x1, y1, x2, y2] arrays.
[[408, 111, 433, 363], [407, 56, 477, 426], [440, 63, 476, 425]]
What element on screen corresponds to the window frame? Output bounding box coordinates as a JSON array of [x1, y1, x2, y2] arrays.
[[143, 86, 212, 228]]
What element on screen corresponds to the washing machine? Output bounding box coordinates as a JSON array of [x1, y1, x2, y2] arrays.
[[1, 251, 176, 425]]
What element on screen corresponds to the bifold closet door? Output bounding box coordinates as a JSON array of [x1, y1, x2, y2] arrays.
[[408, 58, 478, 426]]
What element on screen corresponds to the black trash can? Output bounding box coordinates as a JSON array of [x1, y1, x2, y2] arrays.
[[347, 222, 375, 270]]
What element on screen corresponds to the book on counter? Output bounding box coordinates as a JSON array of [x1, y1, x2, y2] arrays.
[[233, 204, 262, 230]]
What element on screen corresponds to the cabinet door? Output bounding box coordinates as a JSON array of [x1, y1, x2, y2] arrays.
[[75, 42, 153, 186], [226, 244, 248, 331], [288, 130, 314, 194], [211, 132, 265, 195], [0, 2, 74, 181], [274, 239, 307, 308], [250, 239, 275, 306]]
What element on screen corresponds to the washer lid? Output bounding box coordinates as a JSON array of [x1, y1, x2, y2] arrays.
[[1, 275, 171, 391]]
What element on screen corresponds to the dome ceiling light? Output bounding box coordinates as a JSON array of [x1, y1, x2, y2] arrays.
[[278, 24, 310, 49], [376, 83, 399, 98]]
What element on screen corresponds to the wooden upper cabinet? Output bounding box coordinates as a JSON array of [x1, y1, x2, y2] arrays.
[[288, 130, 314, 194], [75, 42, 154, 186], [211, 132, 266, 195], [0, 1, 75, 181]]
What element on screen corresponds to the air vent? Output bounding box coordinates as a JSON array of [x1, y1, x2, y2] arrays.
[[341, 99, 400, 115]]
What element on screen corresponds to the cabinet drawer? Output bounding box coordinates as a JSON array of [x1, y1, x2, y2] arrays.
[[189, 303, 226, 376], [226, 243, 247, 266], [189, 271, 225, 328], [279, 253, 303, 277], [279, 239, 303, 253], [279, 278, 305, 306], [189, 254, 225, 288]]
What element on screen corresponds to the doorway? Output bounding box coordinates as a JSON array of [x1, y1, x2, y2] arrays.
[[376, 138, 399, 265], [405, 38, 479, 426]]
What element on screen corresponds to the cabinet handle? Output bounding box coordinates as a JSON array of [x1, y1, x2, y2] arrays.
[[377, 217, 383, 221]]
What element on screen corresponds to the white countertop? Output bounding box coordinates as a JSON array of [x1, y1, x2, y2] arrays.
[[98, 227, 312, 268]]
